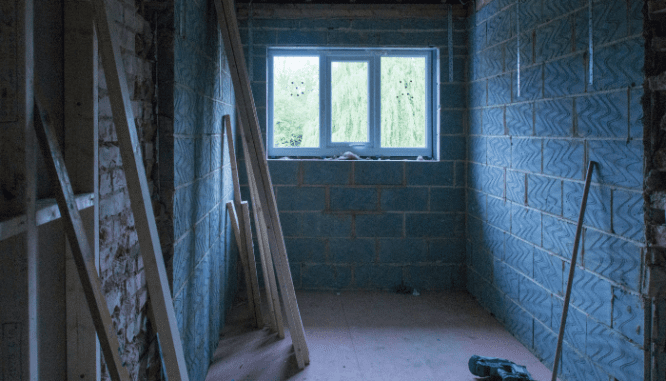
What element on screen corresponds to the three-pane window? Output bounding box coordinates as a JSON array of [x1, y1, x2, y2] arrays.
[[267, 48, 437, 158]]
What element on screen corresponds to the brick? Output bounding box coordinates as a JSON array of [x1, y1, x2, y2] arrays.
[[563, 182, 611, 231], [561, 341, 609, 381], [481, 224, 505, 259], [302, 161, 352, 185], [301, 264, 352, 289], [517, 0, 540, 32], [298, 19, 350, 30], [534, 247, 563, 294], [593, 38, 644, 91], [354, 265, 403, 289], [494, 259, 520, 300], [430, 188, 466, 212], [613, 288, 644, 346], [551, 299, 587, 353], [280, 212, 352, 237], [535, 99, 573, 137], [528, 175, 561, 215], [588, 140, 643, 189], [506, 170, 526, 204], [533, 322, 558, 368], [505, 235, 533, 277], [440, 136, 467, 161], [586, 319, 644, 380], [471, 242, 493, 280], [584, 230, 641, 291], [543, 53, 586, 97], [380, 187, 428, 211], [468, 190, 486, 220], [506, 33, 534, 71], [520, 276, 551, 324], [592, 0, 628, 45], [440, 110, 465, 135], [577, 91, 629, 138], [356, 214, 403, 238], [479, 45, 504, 79], [567, 265, 612, 324], [429, 238, 466, 263], [268, 160, 300, 185], [354, 161, 403, 185], [378, 238, 427, 263], [630, 87, 644, 139], [487, 196, 511, 231], [511, 138, 541, 172], [613, 189, 645, 242], [284, 238, 327, 263], [277, 30, 326, 45], [405, 213, 464, 238], [543, 139, 583, 179], [487, 137, 511, 167], [440, 83, 466, 108], [487, 9, 513, 46], [408, 265, 454, 290], [470, 80, 487, 108], [488, 73, 512, 106], [506, 103, 533, 136], [542, 214, 576, 259], [405, 162, 454, 186], [329, 238, 375, 264], [330, 187, 378, 211], [535, 17, 572, 62], [468, 136, 486, 164], [511, 204, 541, 245], [194, 215, 210, 263], [505, 300, 534, 348], [276, 186, 325, 211], [327, 31, 379, 46], [455, 162, 466, 188], [481, 165, 505, 198]]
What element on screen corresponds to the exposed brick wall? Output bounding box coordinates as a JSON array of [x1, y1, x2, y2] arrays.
[[466, 1, 646, 380], [98, 0, 163, 379], [237, 5, 469, 291], [644, 0, 666, 379], [157, 0, 238, 380]]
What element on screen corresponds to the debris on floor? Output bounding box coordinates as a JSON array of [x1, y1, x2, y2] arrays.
[[395, 281, 413, 294], [468, 355, 536, 381]]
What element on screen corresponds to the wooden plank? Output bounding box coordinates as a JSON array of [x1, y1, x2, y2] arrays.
[[224, 114, 263, 326], [64, 0, 100, 377], [226, 201, 260, 328], [33, 98, 129, 381], [214, 0, 309, 368], [89, 0, 189, 379], [242, 132, 284, 338], [551, 161, 595, 381], [241, 201, 264, 328]]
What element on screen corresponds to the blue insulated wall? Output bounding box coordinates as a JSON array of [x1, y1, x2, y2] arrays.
[[236, 7, 469, 291], [158, 0, 238, 379], [466, 1, 646, 380]]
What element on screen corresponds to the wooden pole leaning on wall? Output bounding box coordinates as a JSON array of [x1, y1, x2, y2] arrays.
[[33, 97, 129, 381], [240, 119, 285, 339], [89, 0, 189, 379], [551, 161, 595, 381], [214, 0, 310, 368], [224, 115, 263, 328]]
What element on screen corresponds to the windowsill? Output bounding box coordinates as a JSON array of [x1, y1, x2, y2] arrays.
[[267, 156, 436, 161]]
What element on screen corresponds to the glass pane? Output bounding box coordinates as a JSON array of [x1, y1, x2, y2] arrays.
[[331, 61, 368, 143], [273, 56, 319, 148], [381, 57, 427, 148]]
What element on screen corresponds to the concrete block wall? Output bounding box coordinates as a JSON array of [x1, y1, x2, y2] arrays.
[[157, 0, 238, 380], [466, 1, 646, 380], [236, 6, 469, 291]]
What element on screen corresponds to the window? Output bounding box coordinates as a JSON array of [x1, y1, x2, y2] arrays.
[[267, 48, 437, 158]]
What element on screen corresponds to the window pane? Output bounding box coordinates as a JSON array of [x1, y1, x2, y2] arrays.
[[381, 57, 426, 148], [331, 61, 368, 143], [273, 56, 319, 148]]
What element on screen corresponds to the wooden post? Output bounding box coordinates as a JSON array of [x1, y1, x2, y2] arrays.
[[241, 125, 284, 338], [226, 201, 260, 327], [64, 0, 100, 378], [89, 0, 189, 379], [214, 0, 309, 367], [551, 161, 595, 381], [33, 97, 129, 381], [224, 115, 263, 327]]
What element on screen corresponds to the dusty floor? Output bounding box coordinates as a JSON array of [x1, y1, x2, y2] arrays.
[[205, 291, 556, 381]]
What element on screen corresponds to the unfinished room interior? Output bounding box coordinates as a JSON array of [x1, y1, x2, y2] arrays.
[[0, 0, 663, 380]]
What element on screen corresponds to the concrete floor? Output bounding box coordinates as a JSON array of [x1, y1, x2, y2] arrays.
[[206, 291, 556, 381]]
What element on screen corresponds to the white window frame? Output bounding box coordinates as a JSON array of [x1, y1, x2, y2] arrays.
[[267, 47, 437, 158]]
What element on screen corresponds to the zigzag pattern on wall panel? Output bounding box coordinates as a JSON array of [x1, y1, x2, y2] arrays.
[[543, 139, 583, 179], [577, 91, 628, 138], [544, 54, 585, 97], [569, 267, 611, 323], [586, 320, 644, 380], [583, 230, 641, 292], [505, 235, 533, 277], [612, 189, 645, 242], [535, 99, 573, 137], [588, 140, 643, 189], [594, 39, 644, 91], [542, 215, 575, 259]]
